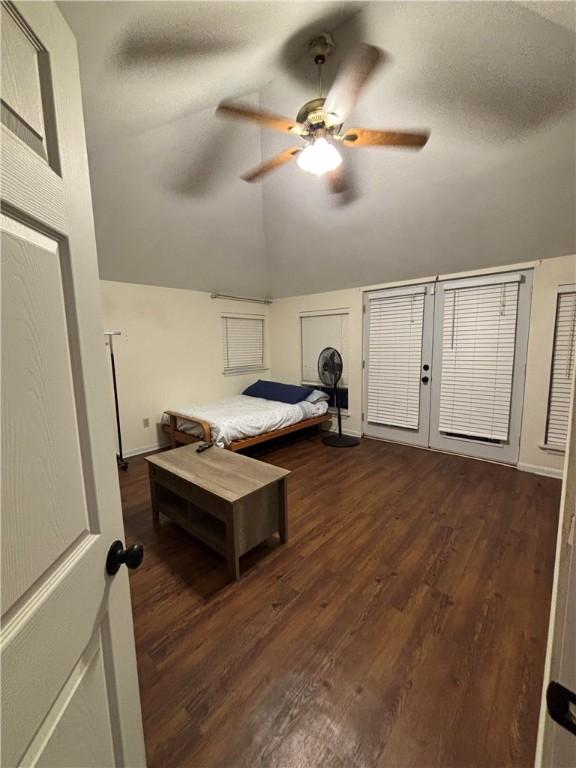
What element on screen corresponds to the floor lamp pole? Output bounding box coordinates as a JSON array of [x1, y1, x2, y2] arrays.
[[105, 331, 128, 471]]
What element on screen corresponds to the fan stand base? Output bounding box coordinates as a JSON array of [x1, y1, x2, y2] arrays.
[[322, 433, 360, 448]]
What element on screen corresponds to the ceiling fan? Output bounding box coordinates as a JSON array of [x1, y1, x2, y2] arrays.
[[216, 34, 430, 193]]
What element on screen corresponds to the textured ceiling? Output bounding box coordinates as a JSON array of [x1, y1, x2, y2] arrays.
[[60, 1, 575, 298], [522, 0, 576, 32]]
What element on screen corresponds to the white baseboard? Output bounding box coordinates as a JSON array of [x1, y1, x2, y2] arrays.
[[123, 441, 170, 459], [517, 462, 564, 480]]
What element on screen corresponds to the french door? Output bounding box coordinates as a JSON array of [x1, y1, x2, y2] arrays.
[[428, 271, 532, 463], [363, 271, 532, 464], [362, 284, 435, 447]]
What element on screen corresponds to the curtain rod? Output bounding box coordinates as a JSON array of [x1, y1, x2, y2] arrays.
[[210, 292, 273, 305]]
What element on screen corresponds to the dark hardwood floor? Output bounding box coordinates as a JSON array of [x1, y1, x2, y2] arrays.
[[120, 434, 561, 768]]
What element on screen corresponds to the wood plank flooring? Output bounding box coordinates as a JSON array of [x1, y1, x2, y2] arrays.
[[119, 435, 561, 768]]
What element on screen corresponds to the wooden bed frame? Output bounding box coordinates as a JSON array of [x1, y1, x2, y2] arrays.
[[162, 410, 332, 452]]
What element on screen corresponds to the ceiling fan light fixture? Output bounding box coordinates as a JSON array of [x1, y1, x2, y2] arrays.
[[297, 138, 342, 176]]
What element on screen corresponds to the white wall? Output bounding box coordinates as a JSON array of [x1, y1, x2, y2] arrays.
[[269, 288, 364, 437], [269, 255, 576, 473], [100, 281, 270, 456], [100, 254, 575, 468]]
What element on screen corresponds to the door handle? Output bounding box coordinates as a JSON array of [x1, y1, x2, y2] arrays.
[[106, 540, 144, 575], [547, 681, 576, 735], [421, 376, 430, 384]]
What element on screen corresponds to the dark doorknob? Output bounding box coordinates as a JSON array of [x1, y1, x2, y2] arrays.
[[421, 376, 430, 384], [547, 681, 576, 735], [106, 540, 144, 575]]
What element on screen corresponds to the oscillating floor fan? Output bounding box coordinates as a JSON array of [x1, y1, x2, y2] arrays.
[[318, 347, 360, 448]]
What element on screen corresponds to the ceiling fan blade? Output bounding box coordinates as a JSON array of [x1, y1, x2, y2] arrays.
[[217, 102, 304, 135], [342, 128, 430, 148], [242, 146, 302, 182], [326, 162, 358, 205], [324, 44, 384, 124], [326, 164, 349, 195]]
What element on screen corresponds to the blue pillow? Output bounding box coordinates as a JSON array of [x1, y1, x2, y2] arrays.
[[243, 380, 313, 404]]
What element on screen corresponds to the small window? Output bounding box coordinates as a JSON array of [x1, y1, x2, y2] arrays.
[[300, 310, 349, 386], [545, 287, 576, 450], [222, 315, 265, 374]]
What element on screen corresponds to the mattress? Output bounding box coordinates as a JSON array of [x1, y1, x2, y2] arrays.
[[162, 395, 329, 448]]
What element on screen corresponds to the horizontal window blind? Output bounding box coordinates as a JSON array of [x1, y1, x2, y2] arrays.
[[301, 312, 349, 385], [367, 291, 425, 429], [545, 290, 576, 448], [438, 281, 519, 441], [222, 316, 264, 373]]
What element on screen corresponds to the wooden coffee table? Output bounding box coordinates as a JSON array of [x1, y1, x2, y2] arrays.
[[146, 445, 290, 580]]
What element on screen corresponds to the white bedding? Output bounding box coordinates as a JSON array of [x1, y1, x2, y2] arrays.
[[162, 395, 329, 448]]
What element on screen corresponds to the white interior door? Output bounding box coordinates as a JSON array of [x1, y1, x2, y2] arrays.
[[536, 363, 576, 767], [429, 271, 532, 464], [363, 284, 434, 447], [1, 3, 145, 766]]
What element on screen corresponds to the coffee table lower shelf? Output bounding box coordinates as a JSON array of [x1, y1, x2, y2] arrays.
[[148, 463, 288, 580]]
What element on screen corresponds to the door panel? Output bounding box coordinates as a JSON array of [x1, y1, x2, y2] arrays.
[[35, 638, 116, 768], [0, 2, 60, 170], [2, 220, 90, 614], [1, 3, 145, 766], [363, 284, 434, 447], [429, 271, 532, 464], [3, 541, 106, 767], [1, 4, 46, 139]]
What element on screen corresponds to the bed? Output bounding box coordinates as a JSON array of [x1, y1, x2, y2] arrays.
[[161, 388, 332, 451]]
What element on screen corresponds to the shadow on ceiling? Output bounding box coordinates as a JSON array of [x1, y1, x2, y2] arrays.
[[113, 26, 241, 69], [164, 119, 240, 198]]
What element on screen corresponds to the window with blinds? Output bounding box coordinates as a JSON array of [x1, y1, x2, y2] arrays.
[[222, 315, 265, 374], [301, 311, 349, 385], [438, 276, 520, 442], [545, 289, 576, 449], [366, 289, 425, 429]]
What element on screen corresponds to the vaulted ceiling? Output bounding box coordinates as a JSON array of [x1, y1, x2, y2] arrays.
[[60, 1, 575, 298]]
